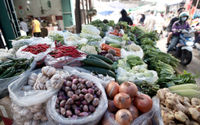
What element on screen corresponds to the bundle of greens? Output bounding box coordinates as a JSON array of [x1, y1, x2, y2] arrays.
[[90, 20, 108, 37], [126, 55, 144, 68], [49, 33, 64, 44], [129, 26, 196, 88]]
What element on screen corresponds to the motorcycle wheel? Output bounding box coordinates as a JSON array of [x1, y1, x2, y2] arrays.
[[180, 49, 192, 66]]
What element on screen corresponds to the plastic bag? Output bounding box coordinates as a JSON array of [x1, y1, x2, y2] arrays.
[[11, 38, 33, 51], [132, 97, 164, 125], [116, 67, 158, 84], [29, 37, 53, 46], [104, 34, 123, 44], [0, 60, 36, 99], [16, 43, 53, 62], [121, 47, 144, 59], [101, 97, 164, 125], [46, 68, 108, 125], [45, 55, 86, 68], [63, 31, 88, 46], [8, 69, 58, 107]]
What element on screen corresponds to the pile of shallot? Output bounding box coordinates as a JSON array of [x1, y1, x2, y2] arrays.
[[55, 75, 102, 118]]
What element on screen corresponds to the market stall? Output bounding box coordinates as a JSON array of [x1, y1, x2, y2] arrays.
[[0, 20, 199, 125]]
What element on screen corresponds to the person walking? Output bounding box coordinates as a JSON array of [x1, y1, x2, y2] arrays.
[[19, 18, 29, 35], [31, 16, 41, 37], [118, 9, 133, 25]]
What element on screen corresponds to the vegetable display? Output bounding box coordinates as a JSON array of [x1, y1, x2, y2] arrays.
[[22, 44, 50, 55], [55, 75, 102, 118], [157, 88, 200, 124], [0, 58, 33, 79], [6, 20, 199, 125]]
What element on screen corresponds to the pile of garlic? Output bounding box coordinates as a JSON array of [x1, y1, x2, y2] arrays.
[[12, 66, 69, 125], [23, 66, 69, 91]]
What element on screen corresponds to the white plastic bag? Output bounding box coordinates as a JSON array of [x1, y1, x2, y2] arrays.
[[45, 55, 86, 68], [121, 47, 144, 59], [29, 37, 53, 45], [16, 43, 53, 62], [8, 69, 58, 107], [63, 31, 88, 46], [116, 67, 158, 84], [46, 69, 108, 125]]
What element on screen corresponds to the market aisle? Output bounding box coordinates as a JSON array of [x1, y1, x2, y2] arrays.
[[157, 37, 200, 84]]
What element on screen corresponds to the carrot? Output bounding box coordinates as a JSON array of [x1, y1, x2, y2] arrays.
[[101, 43, 121, 56]]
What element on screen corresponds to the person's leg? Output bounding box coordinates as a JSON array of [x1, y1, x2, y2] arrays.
[[167, 32, 173, 44], [34, 33, 41, 37], [167, 36, 179, 52], [33, 33, 37, 37]]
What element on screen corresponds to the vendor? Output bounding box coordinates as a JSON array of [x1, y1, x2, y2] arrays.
[[118, 9, 133, 25]]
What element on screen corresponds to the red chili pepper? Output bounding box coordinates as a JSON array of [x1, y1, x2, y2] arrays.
[[49, 45, 83, 58], [22, 44, 50, 55]]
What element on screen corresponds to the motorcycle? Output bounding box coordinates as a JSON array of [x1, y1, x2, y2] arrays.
[[169, 28, 195, 66]]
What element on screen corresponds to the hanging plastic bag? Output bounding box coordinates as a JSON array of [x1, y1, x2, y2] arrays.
[[46, 68, 108, 125], [101, 97, 164, 125]]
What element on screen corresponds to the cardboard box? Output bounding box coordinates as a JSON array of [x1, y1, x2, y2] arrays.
[[0, 96, 12, 119]]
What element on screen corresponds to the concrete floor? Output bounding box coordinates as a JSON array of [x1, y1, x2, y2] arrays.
[[157, 37, 200, 84]]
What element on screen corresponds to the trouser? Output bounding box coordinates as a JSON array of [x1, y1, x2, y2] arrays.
[[167, 36, 179, 52], [34, 32, 41, 37]]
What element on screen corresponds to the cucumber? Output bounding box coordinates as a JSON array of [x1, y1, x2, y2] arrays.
[[87, 54, 113, 64], [109, 43, 121, 48], [2, 67, 15, 78], [82, 58, 112, 70], [0, 67, 15, 78], [81, 66, 116, 78]]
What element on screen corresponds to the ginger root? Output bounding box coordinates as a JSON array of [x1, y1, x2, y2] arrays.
[[188, 107, 200, 122], [174, 111, 189, 123], [191, 98, 200, 106]]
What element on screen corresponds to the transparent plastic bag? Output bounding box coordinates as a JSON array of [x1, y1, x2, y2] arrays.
[[116, 67, 158, 84], [121, 48, 144, 59], [45, 55, 86, 68], [8, 69, 58, 107], [101, 97, 164, 125], [63, 31, 88, 46], [46, 69, 108, 125], [0, 60, 36, 99]]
